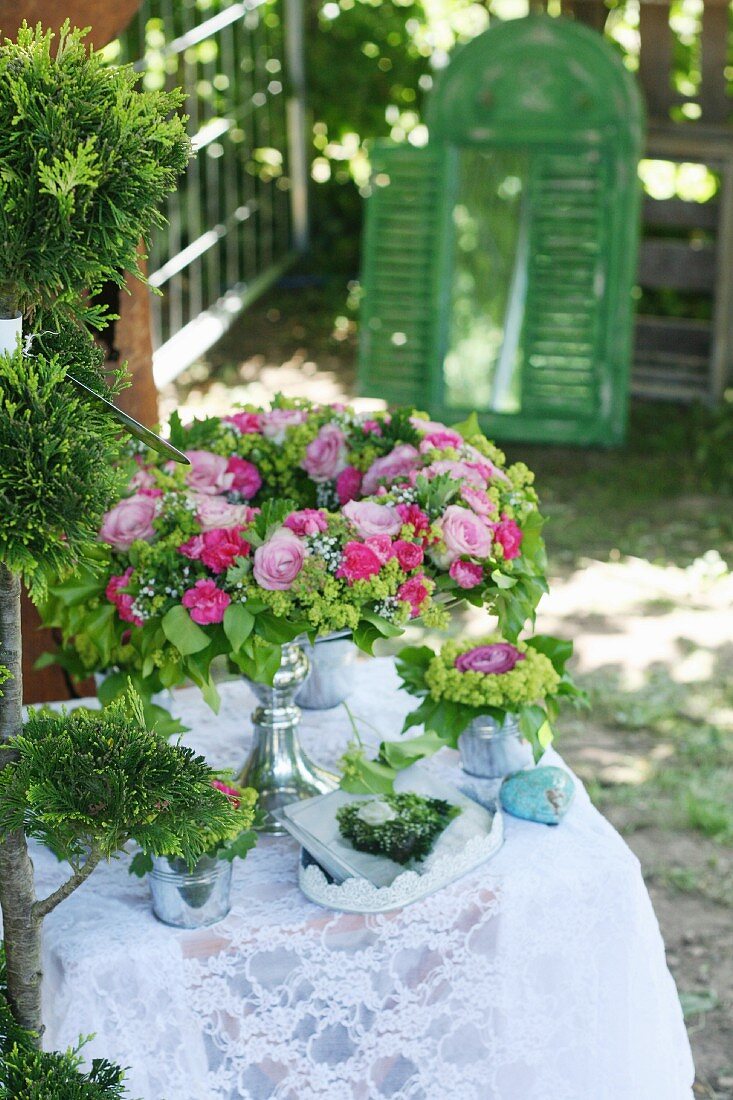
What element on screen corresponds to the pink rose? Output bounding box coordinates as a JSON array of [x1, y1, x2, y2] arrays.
[[129, 465, 157, 493], [336, 466, 363, 505], [439, 505, 493, 563], [184, 451, 234, 496], [465, 445, 510, 483], [361, 419, 383, 436], [493, 516, 523, 561], [393, 539, 424, 571], [449, 560, 483, 589], [396, 503, 431, 539], [105, 567, 134, 604], [461, 485, 495, 516], [343, 499, 402, 538], [105, 568, 143, 625], [200, 528, 251, 573], [397, 573, 430, 618], [194, 494, 254, 531], [364, 535, 394, 563], [284, 509, 328, 537], [302, 423, 348, 482], [179, 534, 204, 560], [336, 541, 383, 584], [410, 416, 450, 434], [261, 408, 307, 442], [419, 429, 464, 452], [253, 529, 305, 590], [211, 778, 242, 806], [425, 459, 486, 488], [99, 494, 157, 551], [224, 411, 262, 434], [362, 444, 420, 495], [226, 456, 262, 500], [455, 643, 525, 675], [181, 579, 231, 625]]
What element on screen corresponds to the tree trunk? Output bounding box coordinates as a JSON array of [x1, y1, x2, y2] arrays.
[[0, 564, 43, 1039]]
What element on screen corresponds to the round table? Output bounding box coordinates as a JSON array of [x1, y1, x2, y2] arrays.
[[28, 659, 693, 1099]]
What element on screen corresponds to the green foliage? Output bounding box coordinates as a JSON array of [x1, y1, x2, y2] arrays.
[[0, 22, 191, 328], [30, 321, 126, 398], [0, 694, 248, 868], [0, 346, 127, 596], [0, 947, 134, 1099]]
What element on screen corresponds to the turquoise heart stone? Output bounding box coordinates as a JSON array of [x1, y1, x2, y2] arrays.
[[500, 766, 575, 825]]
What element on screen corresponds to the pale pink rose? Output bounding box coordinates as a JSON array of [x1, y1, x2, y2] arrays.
[[449, 560, 484, 589], [418, 429, 464, 452], [193, 494, 254, 532], [200, 528, 251, 573], [181, 579, 231, 625], [393, 539, 424, 571], [261, 408, 308, 442], [284, 509, 328, 537], [301, 423, 348, 482], [224, 411, 262, 434], [397, 573, 430, 618], [184, 451, 234, 496], [460, 485, 496, 517], [343, 499, 402, 538], [425, 459, 486, 488], [364, 535, 394, 563], [493, 516, 523, 560], [226, 456, 262, 499], [253, 529, 305, 590], [129, 466, 157, 493], [336, 466, 362, 505], [439, 505, 493, 563], [99, 494, 157, 551], [410, 416, 451, 435], [362, 444, 419, 495], [336, 541, 383, 584]]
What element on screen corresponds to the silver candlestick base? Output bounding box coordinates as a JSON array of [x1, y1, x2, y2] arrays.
[[236, 641, 337, 834]]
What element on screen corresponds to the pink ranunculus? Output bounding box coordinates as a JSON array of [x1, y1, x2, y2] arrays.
[[461, 485, 496, 517], [184, 451, 234, 496], [200, 528, 251, 573], [301, 423, 348, 482], [362, 444, 420, 495], [425, 459, 486, 488], [284, 508, 329, 537], [336, 541, 383, 584], [493, 516, 524, 560], [392, 539, 424, 571], [194, 494, 254, 532], [342, 499, 402, 538], [105, 567, 134, 604], [224, 411, 263, 434], [99, 494, 157, 552], [364, 534, 394, 563], [449, 560, 484, 589], [178, 534, 205, 560], [181, 579, 231, 625], [253, 529, 306, 590], [361, 419, 383, 436], [226, 456, 262, 500], [396, 503, 431, 539], [397, 573, 430, 618], [211, 778, 241, 806], [439, 505, 493, 563], [261, 408, 308, 442], [419, 428, 465, 452], [455, 643, 525, 675], [336, 465, 363, 505]]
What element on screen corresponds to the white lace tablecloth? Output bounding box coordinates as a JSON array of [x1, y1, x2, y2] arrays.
[[24, 659, 693, 1099]]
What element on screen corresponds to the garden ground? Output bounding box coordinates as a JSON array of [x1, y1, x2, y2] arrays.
[[162, 279, 733, 1099]]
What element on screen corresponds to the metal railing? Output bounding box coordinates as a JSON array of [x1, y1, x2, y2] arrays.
[[114, 0, 308, 385]]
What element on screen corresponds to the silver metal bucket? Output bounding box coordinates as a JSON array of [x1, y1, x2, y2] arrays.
[[458, 713, 533, 779], [149, 854, 232, 928]]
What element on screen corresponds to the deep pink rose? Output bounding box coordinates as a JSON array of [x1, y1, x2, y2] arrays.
[[364, 535, 394, 563], [343, 499, 402, 538], [99, 494, 157, 551], [397, 573, 430, 618], [493, 516, 523, 561], [178, 534, 205, 560], [302, 423, 348, 482], [419, 429, 464, 452], [449, 560, 484, 589], [184, 451, 234, 496], [461, 485, 495, 516], [362, 444, 420, 495], [440, 505, 493, 563], [261, 408, 307, 442], [455, 643, 525, 675], [336, 541, 383, 584], [226, 456, 262, 500], [194, 494, 254, 532], [396, 503, 431, 538], [224, 411, 262, 434], [362, 419, 383, 436], [393, 539, 424, 571], [181, 579, 231, 625], [284, 509, 329, 537], [200, 528, 251, 573], [253, 529, 305, 590], [336, 466, 363, 505]]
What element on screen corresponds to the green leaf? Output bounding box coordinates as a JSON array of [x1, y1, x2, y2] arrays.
[[395, 645, 433, 695], [257, 611, 307, 645], [352, 619, 382, 655], [450, 411, 482, 441], [218, 829, 258, 862], [526, 634, 573, 673], [490, 570, 518, 590], [380, 730, 445, 770], [223, 603, 255, 653], [339, 757, 396, 795], [96, 670, 128, 705], [359, 610, 404, 639], [129, 851, 153, 877], [162, 605, 211, 656]]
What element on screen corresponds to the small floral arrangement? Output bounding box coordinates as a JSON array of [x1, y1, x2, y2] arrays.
[[42, 398, 547, 718], [336, 793, 460, 864]]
